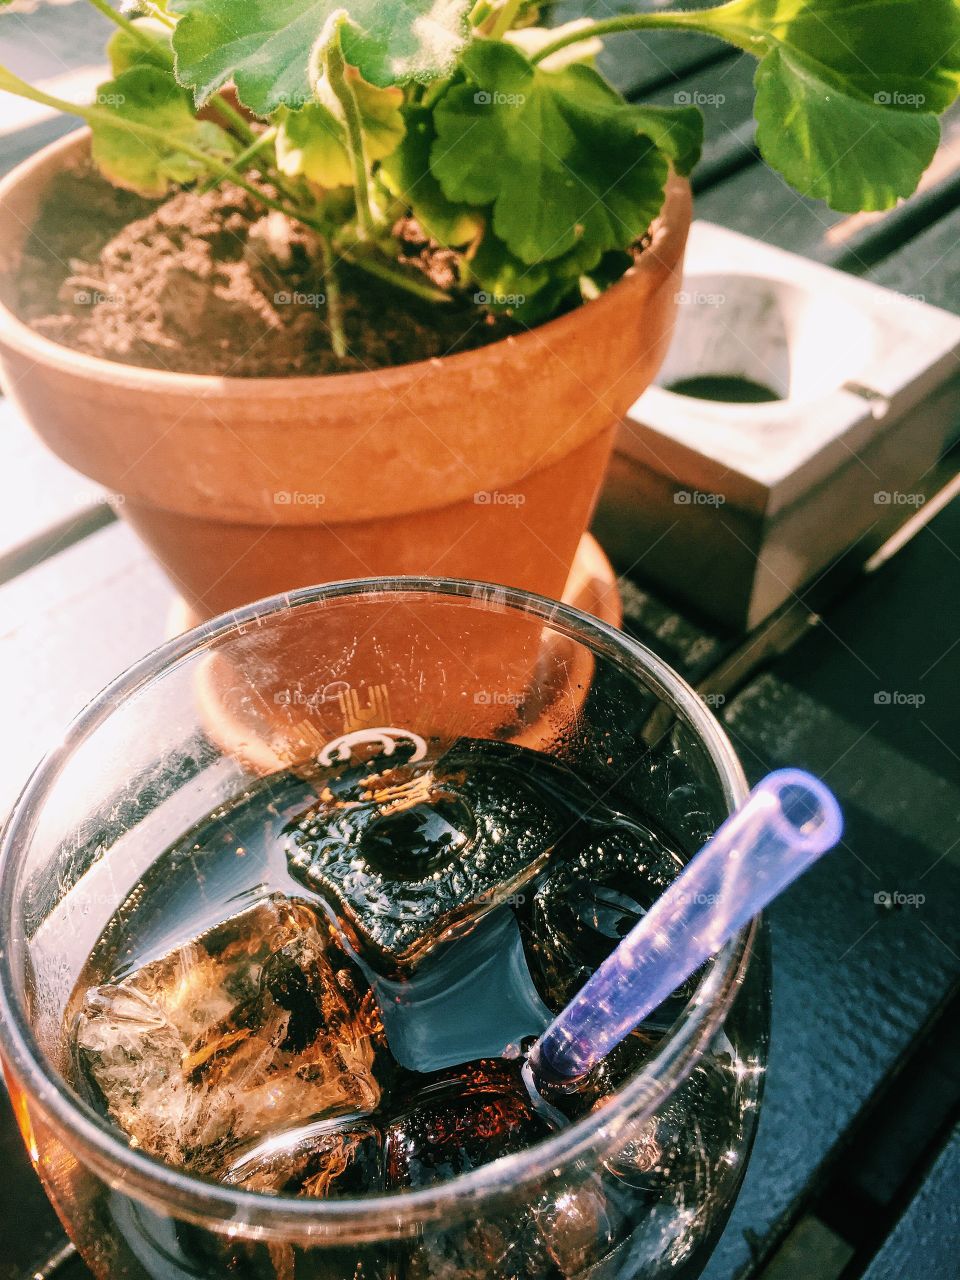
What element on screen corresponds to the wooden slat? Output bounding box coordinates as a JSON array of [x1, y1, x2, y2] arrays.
[[645, 53, 758, 186], [0, 397, 114, 583], [0, 1, 111, 82], [701, 477, 960, 1279], [0, 113, 80, 177], [866, 210, 960, 313], [0, 520, 173, 816], [551, 0, 736, 98], [861, 1126, 960, 1280], [695, 104, 960, 273]]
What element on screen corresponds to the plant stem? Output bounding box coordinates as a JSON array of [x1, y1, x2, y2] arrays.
[[0, 65, 88, 114], [528, 5, 759, 64], [337, 245, 452, 304], [469, 0, 493, 27], [324, 29, 376, 241], [315, 233, 348, 357], [141, 2, 176, 27], [84, 0, 153, 44], [488, 0, 526, 40], [206, 93, 258, 146], [0, 67, 268, 201], [201, 126, 277, 192]]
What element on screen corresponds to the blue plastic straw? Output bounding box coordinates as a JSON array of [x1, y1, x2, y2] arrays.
[[530, 769, 843, 1080]]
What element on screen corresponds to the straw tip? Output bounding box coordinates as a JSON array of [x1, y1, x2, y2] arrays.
[[759, 768, 843, 854]]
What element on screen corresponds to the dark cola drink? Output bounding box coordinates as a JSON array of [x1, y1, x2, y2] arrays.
[[66, 738, 760, 1279]]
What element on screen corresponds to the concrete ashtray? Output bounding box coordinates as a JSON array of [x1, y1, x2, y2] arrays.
[[596, 221, 960, 630]]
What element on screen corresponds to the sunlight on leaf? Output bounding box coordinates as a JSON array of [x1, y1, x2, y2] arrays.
[[91, 64, 236, 197], [693, 0, 960, 209], [277, 76, 404, 186], [754, 48, 940, 211], [432, 40, 667, 269], [708, 0, 960, 115], [171, 0, 473, 116]]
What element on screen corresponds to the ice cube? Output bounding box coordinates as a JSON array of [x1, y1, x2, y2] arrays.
[[383, 1060, 557, 1279], [225, 1115, 383, 1197], [602, 1058, 738, 1195], [384, 1059, 553, 1190], [370, 909, 551, 1074], [286, 742, 563, 970], [384, 1060, 616, 1278], [73, 895, 385, 1177]]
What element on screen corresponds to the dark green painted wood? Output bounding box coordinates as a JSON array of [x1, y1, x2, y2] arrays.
[[861, 1127, 960, 1280]]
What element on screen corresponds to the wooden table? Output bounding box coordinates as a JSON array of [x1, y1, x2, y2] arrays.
[[1, 4, 958, 1278]]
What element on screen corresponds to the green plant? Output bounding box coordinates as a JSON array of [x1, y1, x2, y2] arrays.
[[2, 0, 958, 354]]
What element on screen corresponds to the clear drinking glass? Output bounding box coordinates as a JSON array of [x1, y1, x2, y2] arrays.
[[0, 578, 769, 1280]]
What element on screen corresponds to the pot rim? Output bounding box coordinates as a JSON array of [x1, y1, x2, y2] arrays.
[[0, 128, 691, 397], [0, 576, 753, 1243]]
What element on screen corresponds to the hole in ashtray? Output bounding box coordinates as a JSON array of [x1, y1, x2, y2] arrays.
[[656, 271, 876, 407], [666, 374, 781, 405], [778, 783, 825, 836]]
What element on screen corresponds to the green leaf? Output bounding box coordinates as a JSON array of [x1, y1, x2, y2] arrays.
[[431, 40, 668, 269], [686, 0, 960, 211], [754, 47, 941, 211], [277, 74, 404, 186], [706, 0, 960, 116], [625, 104, 703, 177], [107, 18, 174, 75], [90, 64, 236, 197], [379, 105, 483, 245], [170, 0, 473, 116], [468, 230, 579, 325], [277, 103, 353, 185]]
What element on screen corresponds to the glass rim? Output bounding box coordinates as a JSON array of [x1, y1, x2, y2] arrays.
[[0, 576, 754, 1240]]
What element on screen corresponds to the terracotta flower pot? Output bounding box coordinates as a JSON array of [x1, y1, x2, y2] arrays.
[[0, 131, 692, 621]]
